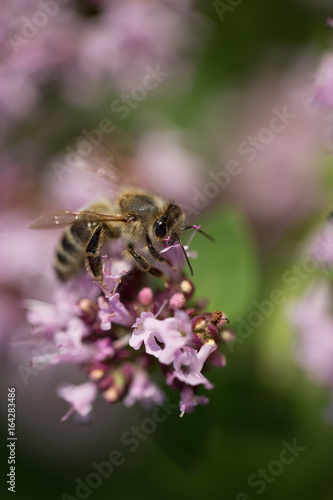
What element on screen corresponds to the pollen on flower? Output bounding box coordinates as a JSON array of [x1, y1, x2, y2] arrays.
[[180, 279, 193, 296], [25, 234, 234, 420], [192, 317, 207, 331]]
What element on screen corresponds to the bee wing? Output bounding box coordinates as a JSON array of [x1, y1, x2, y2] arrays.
[[29, 211, 128, 230], [76, 143, 134, 195]]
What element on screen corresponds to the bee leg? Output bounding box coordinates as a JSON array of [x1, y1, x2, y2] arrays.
[[127, 243, 169, 282], [85, 223, 112, 282], [146, 235, 176, 271]]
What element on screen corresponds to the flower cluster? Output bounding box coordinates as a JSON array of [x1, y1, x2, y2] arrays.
[[1, 0, 197, 131], [25, 238, 234, 421]]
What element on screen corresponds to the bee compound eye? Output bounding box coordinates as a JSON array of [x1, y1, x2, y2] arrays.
[[154, 219, 167, 238]]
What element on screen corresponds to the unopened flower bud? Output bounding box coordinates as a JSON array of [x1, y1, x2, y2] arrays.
[[89, 369, 104, 381], [78, 298, 98, 323], [180, 279, 194, 298], [102, 387, 119, 404], [169, 293, 185, 309], [219, 329, 236, 344], [138, 287, 153, 306]]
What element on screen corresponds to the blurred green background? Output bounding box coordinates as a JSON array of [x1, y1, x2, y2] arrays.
[[2, 1, 333, 499]]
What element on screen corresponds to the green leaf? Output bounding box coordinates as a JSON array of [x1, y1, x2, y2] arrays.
[[189, 206, 259, 320]]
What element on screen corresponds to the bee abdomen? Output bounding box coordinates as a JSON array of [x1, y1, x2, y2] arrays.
[[54, 224, 89, 281]]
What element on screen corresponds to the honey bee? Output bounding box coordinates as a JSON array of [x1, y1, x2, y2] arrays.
[[29, 149, 213, 283]]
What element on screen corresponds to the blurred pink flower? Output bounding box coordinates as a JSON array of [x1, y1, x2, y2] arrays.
[[0, 2, 77, 123], [291, 282, 333, 384], [0, 0, 199, 128], [217, 62, 328, 246], [311, 51, 333, 108], [132, 129, 207, 208], [179, 385, 209, 416], [76, 0, 194, 91], [0, 211, 57, 295], [123, 369, 165, 409], [57, 381, 98, 422], [311, 213, 333, 266]]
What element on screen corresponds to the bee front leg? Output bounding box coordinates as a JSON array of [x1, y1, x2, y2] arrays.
[[146, 235, 176, 271], [127, 243, 168, 282], [85, 223, 112, 282]]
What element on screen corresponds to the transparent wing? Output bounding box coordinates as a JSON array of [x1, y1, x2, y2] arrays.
[[29, 211, 128, 230], [76, 142, 134, 196]]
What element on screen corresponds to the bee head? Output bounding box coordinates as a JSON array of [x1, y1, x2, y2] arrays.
[[153, 203, 184, 241]]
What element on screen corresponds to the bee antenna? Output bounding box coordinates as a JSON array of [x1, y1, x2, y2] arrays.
[[181, 225, 215, 242], [174, 233, 193, 276]]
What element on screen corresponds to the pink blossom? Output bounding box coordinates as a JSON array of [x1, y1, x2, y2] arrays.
[[312, 52, 333, 108], [132, 129, 207, 206], [57, 381, 98, 422], [94, 338, 115, 362], [179, 386, 209, 416], [98, 293, 133, 330], [218, 62, 327, 246], [24, 214, 232, 418], [291, 282, 333, 384], [123, 370, 165, 409], [168, 341, 217, 390], [129, 309, 192, 365]]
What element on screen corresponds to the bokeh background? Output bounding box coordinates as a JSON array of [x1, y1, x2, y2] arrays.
[[1, 1, 333, 499]]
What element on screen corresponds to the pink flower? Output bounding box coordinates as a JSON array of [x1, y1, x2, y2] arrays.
[[98, 293, 133, 330], [312, 52, 333, 108], [168, 341, 217, 390], [31, 316, 94, 367], [57, 381, 98, 422], [290, 282, 333, 384], [25, 218, 232, 419], [179, 386, 209, 416], [76, 0, 195, 91], [94, 338, 115, 362], [311, 214, 333, 266], [0, 1, 199, 128], [123, 370, 165, 409], [129, 309, 192, 365], [132, 129, 207, 207], [218, 61, 326, 247]]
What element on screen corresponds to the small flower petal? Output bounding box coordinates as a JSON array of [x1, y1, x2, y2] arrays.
[[179, 386, 209, 416], [123, 370, 165, 409], [57, 381, 98, 422]]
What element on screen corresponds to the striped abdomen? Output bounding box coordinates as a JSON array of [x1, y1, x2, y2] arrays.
[[54, 222, 97, 281]]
